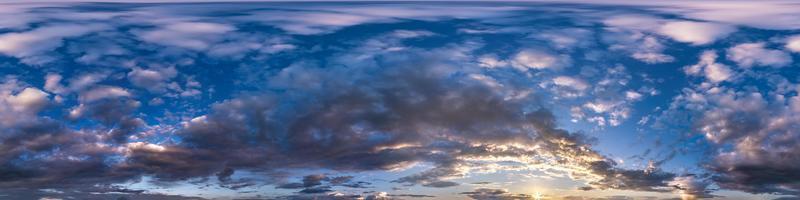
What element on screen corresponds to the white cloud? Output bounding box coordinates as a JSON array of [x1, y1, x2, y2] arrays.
[[530, 28, 592, 50], [137, 22, 235, 50], [657, 21, 736, 45], [4, 87, 49, 114], [603, 19, 675, 64], [0, 24, 107, 64], [127, 67, 178, 93], [685, 50, 733, 83], [44, 73, 67, 94], [625, 91, 643, 101], [603, 15, 664, 31], [68, 73, 108, 92], [631, 52, 674, 64], [477, 55, 507, 69], [586, 1, 800, 30], [704, 62, 733, 83], [785, 35, 800, 53], [605, 15, 735, 46], [727, 42, 792, 68], [510, 50, 568, 70], [552, 76, 589, 91], [79, 86, 131, 103]]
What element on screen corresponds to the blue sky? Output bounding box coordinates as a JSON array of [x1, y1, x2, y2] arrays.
[[1, 1, 800, 200]]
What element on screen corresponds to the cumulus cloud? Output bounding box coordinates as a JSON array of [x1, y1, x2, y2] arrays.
[[127, 66, 178, 93], [657, 21, 736, 45], [726, 42, 793, 68], [602, 17, 675, 64], [553, 76, 589, 91], [684, 50, 733, 83], [602, 15, 734, 71], [662, 75, 800, 196], [548, 76, 590, 98], [511, 49, 570, 70], [0, 24, 107, 64], [78, 86, 131, 103]]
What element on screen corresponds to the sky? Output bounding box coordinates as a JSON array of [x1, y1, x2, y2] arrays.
[[1, 1, 800, 200]]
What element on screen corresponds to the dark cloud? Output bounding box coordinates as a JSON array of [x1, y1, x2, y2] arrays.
[[275, 174, 371, 194], [299, 186, 333, 194], [461, 188, 533, 200], [661, 85, 800, 196], [421, 181, 459, 188]]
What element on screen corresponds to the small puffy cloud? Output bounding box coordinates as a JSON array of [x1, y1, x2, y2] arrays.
[[684, 50, 733, 83], [127, 66, 178, 93], [786, 35, 800, 53], [625, 91, 642, 101], [657, 21, 736, 45], [78, 86, 131, 103], [43, 74, 67, 94], [553, 76, 589, 91], [704, 63, 732, 83], [477, 55, 507, 68], [727, 42, 792, 68], [67, 73, 108, 92], [511, 49, 569, 70]]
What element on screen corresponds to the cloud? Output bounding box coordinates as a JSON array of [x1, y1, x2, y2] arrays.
[[786, 35, 800, 53], [0, 187, 207, 200], [657, 21, 736, 45], [684, 50, 733, 83], [0, 24, 107, 65], [669, 176, 714, 200], [547, 75, 591, 98], [645, 1, 800, 30], [511, 49, 570, 70], [4, 88, 49, 114], [461, 188, 533, 200], [236, 5, 521, 34], [553, 76, 590, 91], [111, 45, 676, 195], [78, 86, 132, 103], [726, 42, 793, 68], [602, 17, 675, 64], [661, 76, 800, 196], [136, 22, 235, 50], [127, 66, 178, 93], [5, 2, 797, 199]]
